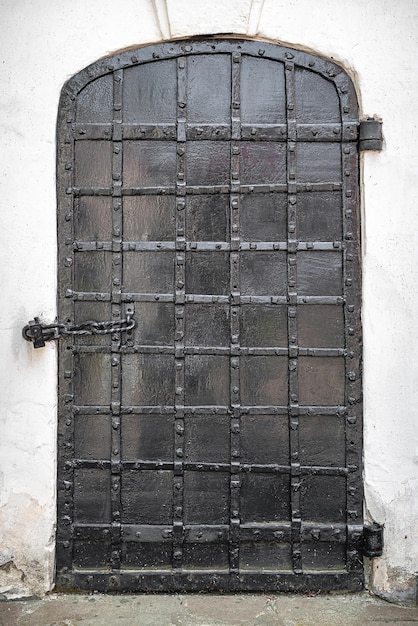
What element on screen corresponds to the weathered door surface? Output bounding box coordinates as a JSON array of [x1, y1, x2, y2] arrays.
[[56, 39, 363, 592]]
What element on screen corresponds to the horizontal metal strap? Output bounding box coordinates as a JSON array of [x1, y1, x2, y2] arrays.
[[70, 458, 349, 476], [71, 521, 350, 544], [71, 404, 347, 416], [64, 294, 345, 305], [71, 346, 345, 357], [67, 182, 342, 196], [71, 241, 344, 252], [71, 122, 359, 142]]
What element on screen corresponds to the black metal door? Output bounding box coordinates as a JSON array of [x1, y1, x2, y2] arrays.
[[56, 39, 363, 592]]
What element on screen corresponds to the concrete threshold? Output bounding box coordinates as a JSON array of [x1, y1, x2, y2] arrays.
[[0, 591, 417, 626]]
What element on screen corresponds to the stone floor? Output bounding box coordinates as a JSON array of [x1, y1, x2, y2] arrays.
[[0, 592, 417, 626]]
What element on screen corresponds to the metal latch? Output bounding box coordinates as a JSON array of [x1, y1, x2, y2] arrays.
[[359, 118, 383, 151], [363, 523, 384, 557], [23, 307, 135, 349]]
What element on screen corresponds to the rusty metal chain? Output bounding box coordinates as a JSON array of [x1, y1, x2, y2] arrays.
[[53, 317, 135, 336], [23, 315, 135, 348]]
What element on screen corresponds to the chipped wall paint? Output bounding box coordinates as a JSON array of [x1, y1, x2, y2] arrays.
[[0, 0, 417, 601]]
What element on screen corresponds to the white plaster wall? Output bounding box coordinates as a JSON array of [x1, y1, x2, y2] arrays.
[[0, 0, 417, 601]]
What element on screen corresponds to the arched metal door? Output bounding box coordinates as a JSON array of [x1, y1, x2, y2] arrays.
[[56, 39, 363, 592]]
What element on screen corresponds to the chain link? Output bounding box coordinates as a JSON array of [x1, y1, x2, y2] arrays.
[[46, 317, 136, 337], [23, 316, 136, 345]]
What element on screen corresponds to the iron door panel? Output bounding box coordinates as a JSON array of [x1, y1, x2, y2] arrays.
[[56, 39, 363, 592]]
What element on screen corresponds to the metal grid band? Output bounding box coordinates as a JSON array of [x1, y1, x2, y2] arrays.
[[70, 121, 357, 142], [67, 241, 343, 252], [172, 56, 187, 572], [56, 90, 77, 581], [229, 50, 242, 578], [284, 60, 303, 575], [67, 182, 344, 196], [334, 69, 364, 581], [63, 292, 346, 305], [342, 141, 363, 578], [109, 68, 124, 577]]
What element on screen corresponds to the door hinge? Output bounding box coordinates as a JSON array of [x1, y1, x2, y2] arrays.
[[359, 118, 383, 151], [363, 523, 384, 557], [23, 306, 135, 349]]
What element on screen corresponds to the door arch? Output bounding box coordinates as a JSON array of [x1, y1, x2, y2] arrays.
[[56, 39, 363, 592]]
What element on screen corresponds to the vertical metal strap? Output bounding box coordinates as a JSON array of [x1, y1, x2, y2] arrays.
[[56, 88, 77, 581], [285, 60, 302, 575], [173, 56, 187, 573], [229, 51, 242, 578], [110, 68, 123, 578], [342, 114, 363, 575]]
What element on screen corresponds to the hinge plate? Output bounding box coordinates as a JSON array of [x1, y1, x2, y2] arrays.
[[359, 118, 383, 151], [363, 523, 384, 557]]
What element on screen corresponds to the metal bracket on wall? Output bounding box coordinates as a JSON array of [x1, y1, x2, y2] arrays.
[[359, 118, 383, 151], [363, 523, 384, 557]]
